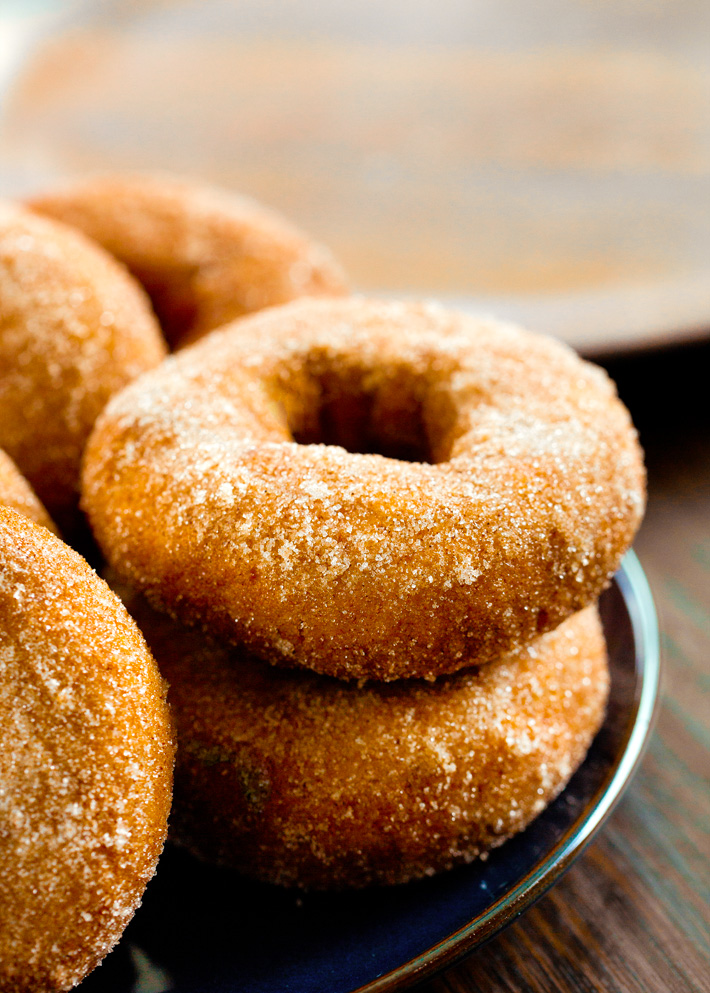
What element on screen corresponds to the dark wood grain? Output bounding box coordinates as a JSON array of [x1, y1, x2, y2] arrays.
[[419, 342, 710, 993]]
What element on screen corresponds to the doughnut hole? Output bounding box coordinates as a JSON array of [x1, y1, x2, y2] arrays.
[[289, 373, 434, 463], [133, 261, 199, 347], [264, 348, 466, 466]]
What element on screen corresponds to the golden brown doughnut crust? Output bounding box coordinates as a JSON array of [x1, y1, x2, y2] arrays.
[[0, 509, 174, 993], [29, 172, 349, 348], [0, 201, 167, 534], [115, 583, 608, 889], [84, 298, 645, 681], [0, 447, 56, 533]]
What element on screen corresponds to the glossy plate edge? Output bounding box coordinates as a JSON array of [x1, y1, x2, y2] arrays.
[[353, 550, 661, 993]]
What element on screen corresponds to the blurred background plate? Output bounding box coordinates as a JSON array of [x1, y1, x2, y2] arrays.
[[1, 0, 709, 356], [74, 553, 659, 993]]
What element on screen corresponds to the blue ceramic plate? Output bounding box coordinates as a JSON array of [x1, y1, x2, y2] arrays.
[[80, 551, 659, 993]]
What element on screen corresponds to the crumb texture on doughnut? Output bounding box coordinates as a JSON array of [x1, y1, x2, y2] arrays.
[[85, 298, 645, 681], [30, 172, 349, 348], [0, 447, 56, 533], [115, 582, 608, 889], [0, 509, 174, 993], [0, 200, 166, 534]]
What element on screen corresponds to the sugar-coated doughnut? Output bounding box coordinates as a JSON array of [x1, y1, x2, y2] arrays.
[[84, 298, 644, 681], [0, 201, 167, 535], [30, 173, 349, 348], [0, 197, 166, 531], [0, 447, 56, 533], [113, 581, 607, 889], [0, 509, 174, 992]]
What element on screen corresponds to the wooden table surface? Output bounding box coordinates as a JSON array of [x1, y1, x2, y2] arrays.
[[1, 3, 709, 991], [3, 0, 710, 356], [417, 340, 710, 993]]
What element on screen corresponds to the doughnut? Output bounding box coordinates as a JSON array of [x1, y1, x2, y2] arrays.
[[0, 508, 174, 993], [0, 201, 167, 535], [113, 580, 608, 889], [84, 297, 645, 681], [29, 173, 349, 349], [0, 447, 56, 533]]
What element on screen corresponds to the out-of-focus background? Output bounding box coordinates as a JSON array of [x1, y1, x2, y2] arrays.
[[1, 0, 710, 353], [1, 4, 708, 993]]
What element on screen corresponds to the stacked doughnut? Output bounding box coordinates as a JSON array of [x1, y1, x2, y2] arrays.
[[77, 287, 644, 887], [0, 169, 645, 991]]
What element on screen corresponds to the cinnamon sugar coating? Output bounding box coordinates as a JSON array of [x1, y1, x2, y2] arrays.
[[0, 202, 166, 535], [114, 582, 607, 889], [0, 509, 174, 993], [84, 298, 644, 681], [0, 448, 56, 533], [30, 173, 349, 348]]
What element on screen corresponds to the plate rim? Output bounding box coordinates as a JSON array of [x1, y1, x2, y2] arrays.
[[351, 549, 661, 993]]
